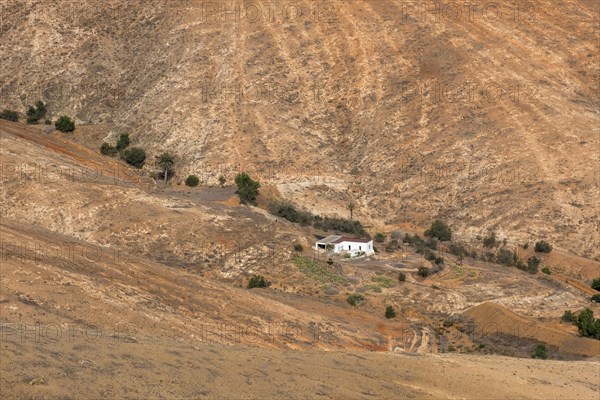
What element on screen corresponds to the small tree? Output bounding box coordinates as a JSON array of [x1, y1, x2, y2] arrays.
[[55, 116, 75, 132], [235, 172, 261, 205], [348, 202, 356, 221], [496, 248, 516, 266], [122, 147, 146, 168], [347, 293, 364, 307], [418, 266, 430, 278], [591, 278, 600, 291], [35, 100, 47, 117], [398, 272, 406, 282], [385, 305, 396, 319], [218, 175, 226, 186], [532, 344, 548, 359], [526, 256, 541, 274], [156, 152, 175, 185], [592, 294, 600, 303], [425, 220, 452, 241], [185, 175, 199, 187], [561, 310, 575, 324], [26, 106, 38, 124], [575, 308, 599, 339], [374, 232, 385, 243], [0, 109, 19, 122], [482, 232, 497, 248], [534, 240, 553, 253], [116, 133, 130, 151]]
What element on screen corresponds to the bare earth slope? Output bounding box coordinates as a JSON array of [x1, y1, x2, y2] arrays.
[[0, 0, 599, 258], [3, 339, 599, 400], [1, 116, 599, 399]]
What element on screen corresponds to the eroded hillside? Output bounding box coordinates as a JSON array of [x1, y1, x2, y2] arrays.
[[1, 0, 598, 258]]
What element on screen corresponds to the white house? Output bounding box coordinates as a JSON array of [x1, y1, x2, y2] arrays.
[[315, 235, 374, 257]]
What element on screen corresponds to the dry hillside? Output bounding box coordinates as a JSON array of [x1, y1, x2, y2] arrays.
[[0, 0, 598, 258], [1, 1, 600, 399]]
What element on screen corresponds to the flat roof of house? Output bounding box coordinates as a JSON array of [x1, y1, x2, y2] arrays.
[[336, 237, 372, 243], [316, 235, 371, 244], [316, 235, 342, 244]]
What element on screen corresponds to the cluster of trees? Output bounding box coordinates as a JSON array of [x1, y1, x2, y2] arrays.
[[1, 101, 76, 132], [267, 200, 367, 236], [100, 135, 181, 182], [101, 133, 147, 168], [26, 101, 47, 124]]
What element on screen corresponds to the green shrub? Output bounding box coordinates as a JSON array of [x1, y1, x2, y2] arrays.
[[293, 243, 303, 252], [482, 232, 497, 248], [44, 119, 51, 124], [443, 319, 454, 327], [592, 294, 600, 303], [347, 293, 364, 307], [374, 232, 385, 243], [327, 258, 334, 266], [424, 220, 452, 241], [526, 256, 541, 274], [541, 267, 551, 275], [591, 278, 600, 291], [247, 274, 268, 289], [218, 175, 226, 186], [235, 172, 261, 205], [100, 142, 117, 156], [116, 133, 130, 150], [534, 240, 553, 253], [385, 305, 396, 319], [0, 109, 19, 122], [532, 344, 548, 359], [122, 147, 146, 168], [398, 272, 406, 282], [185, 175, 199, 187], [418, 266, 430, 278], [55, 115, 75, 132]]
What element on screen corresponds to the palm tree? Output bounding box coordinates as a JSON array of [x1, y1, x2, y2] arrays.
[[348, 201, 356, 221], [156, 152, 175, 185]]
